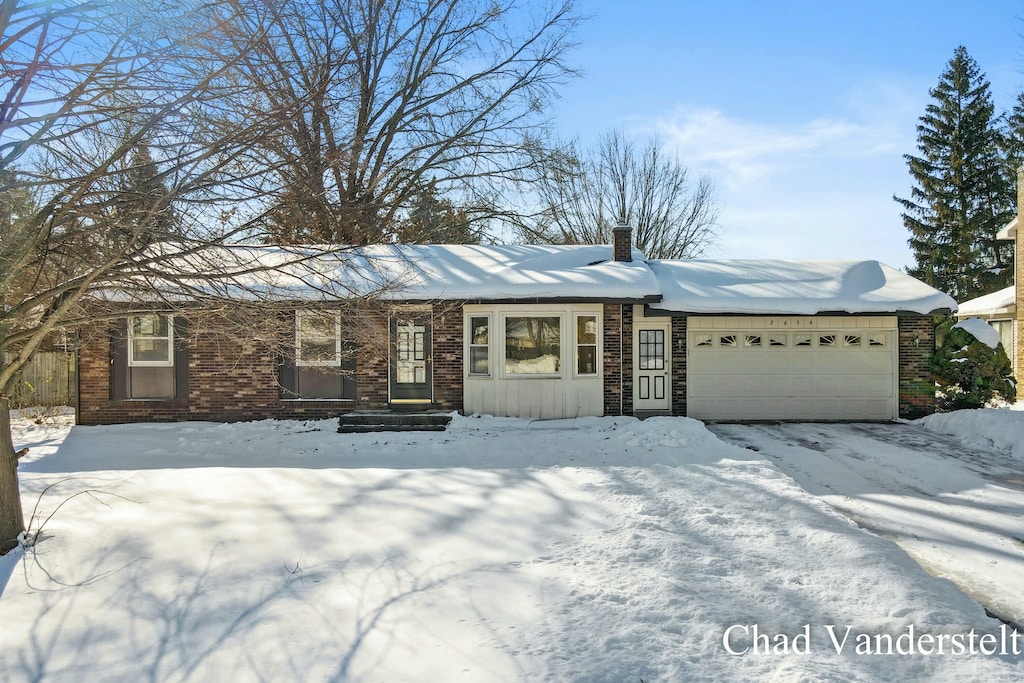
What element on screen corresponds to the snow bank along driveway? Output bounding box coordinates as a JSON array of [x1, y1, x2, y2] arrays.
[[710, 421, 1024, 630], [1, 415, 1021, 682]]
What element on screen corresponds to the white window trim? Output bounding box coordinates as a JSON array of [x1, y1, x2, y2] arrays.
[[128, 314, 174, 367], [501, 312, 564, 379], [296, 310, 342, 367], [573, 312, 601, 378], [466, 313, 492, 378]]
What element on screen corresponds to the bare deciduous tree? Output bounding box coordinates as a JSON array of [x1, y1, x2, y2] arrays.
[[0, 0, 389, 554], [220, 0, 580, 244], [522, 131, 719, 259]]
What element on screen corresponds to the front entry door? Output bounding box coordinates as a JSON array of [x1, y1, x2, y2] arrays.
[[390, 317, 432, 402], [634, 319, 671, 412]]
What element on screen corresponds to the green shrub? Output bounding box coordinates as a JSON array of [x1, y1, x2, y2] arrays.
[[932, 318, 1016, 411]]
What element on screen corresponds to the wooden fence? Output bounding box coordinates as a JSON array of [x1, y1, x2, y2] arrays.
[[3, 352, 75, 408]]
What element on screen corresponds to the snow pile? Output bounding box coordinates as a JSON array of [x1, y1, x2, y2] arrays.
[[952, 317, 1001, 349], [919, 407, 1024, 461], [648, 259, 958, 314], [1, 414, 1020, 681]]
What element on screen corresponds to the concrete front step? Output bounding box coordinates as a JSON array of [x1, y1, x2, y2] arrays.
[[338, 423, 450, 434], [337, 410, 453, 433]]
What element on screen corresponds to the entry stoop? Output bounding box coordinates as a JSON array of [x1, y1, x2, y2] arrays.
[[337, 410, 453, 434]]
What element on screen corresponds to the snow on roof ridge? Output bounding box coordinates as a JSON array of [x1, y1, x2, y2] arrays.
[[646, 258, 957, 315], [109, 245, 955, 314]]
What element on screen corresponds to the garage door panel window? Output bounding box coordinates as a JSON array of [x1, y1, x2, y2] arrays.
[[868, 334, 886, 348], [844, 334, 862, 347], [719, 334, 737, 348], [795, 334, 812, 347], [819, 334, 837, 348], [694, 333, 713, 348], [744, 334, 761, 347], [769, 334, 787, 347]]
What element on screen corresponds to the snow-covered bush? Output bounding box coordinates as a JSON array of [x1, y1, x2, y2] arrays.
[[932, 318, 1015, 411]]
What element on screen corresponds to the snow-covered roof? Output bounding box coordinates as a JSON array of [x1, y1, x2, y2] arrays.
[[108, 244, 956, 314], [956, 285, 1016, 318], [646, 259, 957, 315], [128, 243, 662, 302]]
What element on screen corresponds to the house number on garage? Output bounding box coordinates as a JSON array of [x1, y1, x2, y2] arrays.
[[767, 318, 815, 328]]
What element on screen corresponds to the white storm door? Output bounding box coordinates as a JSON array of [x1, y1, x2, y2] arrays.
[[634, 320, 671, 411]]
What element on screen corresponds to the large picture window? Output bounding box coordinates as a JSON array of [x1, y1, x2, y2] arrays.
[[296, 311, 341, 366], [129, 315, 173, 366], [505, 316, 560, 375]]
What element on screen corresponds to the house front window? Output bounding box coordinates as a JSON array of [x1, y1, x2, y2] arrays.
[[575, 314, 598, 376], [124, 314, 178, 399], [990, 319, 1013, 357], [129, 314, 173, 366], [286, 310, 355, 400], [468, 315, 490, 376], [296, 311, 341, 366], [505, 315, 560, 375]]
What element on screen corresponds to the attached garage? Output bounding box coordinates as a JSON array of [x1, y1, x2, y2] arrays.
[[645, 259, 957, 421], [686, 316, 898, 420]]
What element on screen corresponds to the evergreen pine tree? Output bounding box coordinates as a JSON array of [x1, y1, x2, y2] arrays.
[[932, 318, 1016, 410], [115, 142, 177, 243], [395, 182, 481, 244], [895, 46, 1014, 301]]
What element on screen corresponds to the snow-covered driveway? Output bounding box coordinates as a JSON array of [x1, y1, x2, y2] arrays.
[[709, 421, 1024, 628]]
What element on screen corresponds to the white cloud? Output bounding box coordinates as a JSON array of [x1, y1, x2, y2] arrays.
[[642, 104, 911, 193], [615, 84, 927, 269]]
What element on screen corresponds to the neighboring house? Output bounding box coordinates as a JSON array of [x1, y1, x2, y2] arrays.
[[956, 168, 1024, 379], [75, 226, 956, 425]]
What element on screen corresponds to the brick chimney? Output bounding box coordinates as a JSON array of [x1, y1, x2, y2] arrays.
[[612, 218, 632, 262]]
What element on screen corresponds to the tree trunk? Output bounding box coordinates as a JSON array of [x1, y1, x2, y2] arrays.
[[0, 395, 25, 554]]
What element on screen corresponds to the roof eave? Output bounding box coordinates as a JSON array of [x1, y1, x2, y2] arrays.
[[996, 216, 1018, 240]]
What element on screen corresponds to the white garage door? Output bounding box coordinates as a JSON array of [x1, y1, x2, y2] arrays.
[[687, 316, 898, 421]]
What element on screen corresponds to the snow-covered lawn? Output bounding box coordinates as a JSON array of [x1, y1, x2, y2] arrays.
[[1, 413, 1022, 681]]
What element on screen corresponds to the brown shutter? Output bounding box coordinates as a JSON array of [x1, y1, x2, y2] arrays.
[[278, 313, 298, 398], [173, 317, 189, 401], [110, 322, 128, 400]]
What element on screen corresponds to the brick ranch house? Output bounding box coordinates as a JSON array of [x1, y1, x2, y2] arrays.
[[76, 226, 956, 425]]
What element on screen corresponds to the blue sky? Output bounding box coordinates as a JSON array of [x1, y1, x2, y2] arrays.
[[551, 1, 1024, 269]]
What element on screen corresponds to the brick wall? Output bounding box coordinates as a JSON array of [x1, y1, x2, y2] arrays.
[[671, 316, 687, 417], [431, 307, 463, 411], [602, 304, 623, 415], [622, 305, 634, 415], [898, 315, 936, 419], [77, 304, 462, 425]]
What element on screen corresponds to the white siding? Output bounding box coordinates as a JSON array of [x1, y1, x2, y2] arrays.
[[463, 303, 604, 419]]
